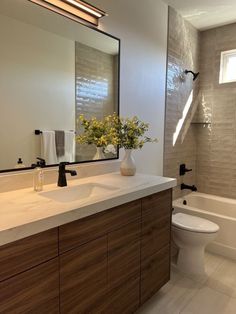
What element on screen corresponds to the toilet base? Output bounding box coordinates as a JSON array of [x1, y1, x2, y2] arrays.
[[177, 247, 205, 276]]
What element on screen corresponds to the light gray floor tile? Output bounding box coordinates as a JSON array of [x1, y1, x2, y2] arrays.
[[138, 253, 236, 314], [180, 286, 231, 314], [138, 276, 201, 314], [206, 257, 236, 297], [205, 251, 224, 276]]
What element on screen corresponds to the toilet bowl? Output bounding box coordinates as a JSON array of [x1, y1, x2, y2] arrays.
[[172, 213, 219, 276]]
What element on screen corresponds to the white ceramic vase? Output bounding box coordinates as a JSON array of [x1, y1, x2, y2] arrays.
[[93, 146, 105, 160], [120, 149, 136, 176]]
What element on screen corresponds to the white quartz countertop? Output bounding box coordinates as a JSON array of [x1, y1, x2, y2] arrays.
[[0, 172, 176, 247]]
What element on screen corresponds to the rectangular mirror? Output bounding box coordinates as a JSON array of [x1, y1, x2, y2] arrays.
[[0, 0, 120, 172]]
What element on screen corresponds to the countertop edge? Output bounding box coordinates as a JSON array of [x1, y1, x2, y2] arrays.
[[0, 178, 176, 247]]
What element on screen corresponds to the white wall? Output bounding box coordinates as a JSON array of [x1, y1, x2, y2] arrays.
[[0, 14, 75, 169], [90, 0, 168, 175]]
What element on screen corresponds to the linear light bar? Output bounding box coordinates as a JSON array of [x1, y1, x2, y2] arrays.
[[29, 0, 107, 26], [64, 0, 104, 18]]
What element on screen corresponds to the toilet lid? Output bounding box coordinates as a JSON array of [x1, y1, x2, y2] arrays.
[[172, 213, 219, 233]]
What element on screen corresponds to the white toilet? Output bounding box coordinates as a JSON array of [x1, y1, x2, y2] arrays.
[[172, 213, 219, 276]]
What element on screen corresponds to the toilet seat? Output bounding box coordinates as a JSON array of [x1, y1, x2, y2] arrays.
[[172, 213, 219, 234]]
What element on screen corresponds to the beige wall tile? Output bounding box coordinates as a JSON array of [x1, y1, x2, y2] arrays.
[[165, 10, 236, 200], [164, 8, 199, 199]]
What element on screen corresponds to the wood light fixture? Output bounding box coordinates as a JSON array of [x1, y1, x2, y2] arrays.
[[29, 0, 107, 26]]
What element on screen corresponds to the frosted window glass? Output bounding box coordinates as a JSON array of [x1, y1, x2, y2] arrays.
[[220, 50, 236, 84]]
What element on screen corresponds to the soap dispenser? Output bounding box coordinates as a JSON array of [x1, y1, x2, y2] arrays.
[[32, 158, 45, 192], [15, 158, 25, 169]]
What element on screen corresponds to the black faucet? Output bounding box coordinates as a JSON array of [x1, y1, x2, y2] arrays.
[[181, 183, 197, 192], [179, 164, 192, 176], [58, 162, 77, 187], [31, 157, 46, 168]]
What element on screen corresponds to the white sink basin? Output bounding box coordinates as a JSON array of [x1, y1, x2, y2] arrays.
[[40, 183, 118, 203]]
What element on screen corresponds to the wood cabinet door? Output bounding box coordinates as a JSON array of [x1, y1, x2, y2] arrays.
[[0, 258, 60, 314], [141, 190, 172, 304], [141, 214, 171, 260], [0, 228, 58, 282], [141, 190, 172, 261], [59, 200, 141, 254], [60, 236, 108, 314], [141, 245, 170, 305], [107, 220, 141, 313]]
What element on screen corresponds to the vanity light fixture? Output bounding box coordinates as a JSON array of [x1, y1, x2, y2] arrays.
[[29, 0, 107, 26]]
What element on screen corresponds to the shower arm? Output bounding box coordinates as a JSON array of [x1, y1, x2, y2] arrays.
[[184, 69, 200, 81]]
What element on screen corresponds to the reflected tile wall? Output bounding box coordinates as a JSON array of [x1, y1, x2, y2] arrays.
[[75, 42, 117, 161], [164, 7, 200, 199], [197, 23, 236, 198]]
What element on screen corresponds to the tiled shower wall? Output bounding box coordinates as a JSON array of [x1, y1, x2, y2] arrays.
[[165, 8, 236, 200], [196, 23, 236, 198], [164, 8, 200, 199]]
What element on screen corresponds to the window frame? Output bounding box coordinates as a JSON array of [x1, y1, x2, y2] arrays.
[[219, 49, 236, 84]]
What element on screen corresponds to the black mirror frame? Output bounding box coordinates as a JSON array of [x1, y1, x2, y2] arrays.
[[0, 2, 120, 174]]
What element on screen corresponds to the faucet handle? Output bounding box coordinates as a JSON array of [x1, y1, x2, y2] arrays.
[[58, 162, 69, 171], [180, 164, 192, 176], [36, 157, 46, 167]]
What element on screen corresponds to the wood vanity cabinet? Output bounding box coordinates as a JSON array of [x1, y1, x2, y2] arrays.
[[0, 229, 59, 313], [0, 189, 172, 313], [59, 200, 142, 314], [59, 189, 172, 313], [106, 220, 141, 313], [60, 236, 108, 313], [141, 189, 172, 304]]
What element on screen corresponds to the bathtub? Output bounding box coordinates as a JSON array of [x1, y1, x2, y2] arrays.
[[173, 192, 236, 260]]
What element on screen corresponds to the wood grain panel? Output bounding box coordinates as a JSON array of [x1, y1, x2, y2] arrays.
[[59, 200, 141, 253], [141, 215, 171, 260], [0, 228, 58, 282], [0, 258, 59, 313], [142, 189, 172, 217], [60, 236, 108, 313], [141, 245, 170, 304], [108, 220, 141, 289], [106, 275, 140, 314]]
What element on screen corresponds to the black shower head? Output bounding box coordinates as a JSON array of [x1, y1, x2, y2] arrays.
[[184, 70, 200, 81]]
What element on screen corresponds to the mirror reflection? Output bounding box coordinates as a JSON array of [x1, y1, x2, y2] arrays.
[[0, 0, 119, 171]]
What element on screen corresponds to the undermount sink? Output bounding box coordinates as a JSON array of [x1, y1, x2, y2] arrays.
[[39, 183, 118, 203]]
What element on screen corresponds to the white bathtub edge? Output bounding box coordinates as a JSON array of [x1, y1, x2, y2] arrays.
[[207, 242, 236, 261]]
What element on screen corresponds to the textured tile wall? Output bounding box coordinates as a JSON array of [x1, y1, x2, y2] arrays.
[[164, 8, 200, 199], [196, 23, 236, 198], [165, 8, 236, 200], [75, 42, 118, 161]]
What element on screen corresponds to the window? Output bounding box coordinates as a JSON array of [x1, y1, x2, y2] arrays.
[[219, 49, 236, 84]]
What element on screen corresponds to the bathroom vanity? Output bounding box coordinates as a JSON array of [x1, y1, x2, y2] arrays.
[[0, 173, 176, 313]]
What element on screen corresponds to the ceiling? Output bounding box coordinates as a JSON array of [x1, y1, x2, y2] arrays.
[[163, 0, 236, 30], [0, 0, 119, 55]]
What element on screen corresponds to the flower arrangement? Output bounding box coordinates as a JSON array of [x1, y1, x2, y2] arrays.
[[76, 113, 119, 149], [77, 113, 157, 175], [77, 113, 157, 150], [116, 115, 157, 176], [117, 116, 158, 149]]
